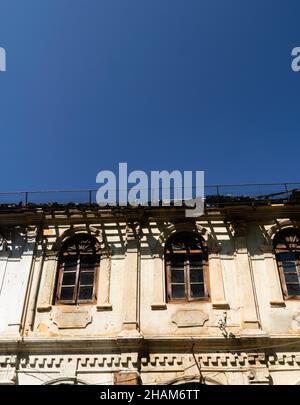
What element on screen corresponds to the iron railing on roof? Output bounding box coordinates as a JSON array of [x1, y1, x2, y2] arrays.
[[0, 183, 299, 207]]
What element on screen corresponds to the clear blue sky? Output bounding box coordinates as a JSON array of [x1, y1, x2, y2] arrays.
[[0, 0, 299, 191]]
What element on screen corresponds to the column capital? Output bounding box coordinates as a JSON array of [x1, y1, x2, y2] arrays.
[[126, 222, 142, 242], [231, 221, 248, 237]]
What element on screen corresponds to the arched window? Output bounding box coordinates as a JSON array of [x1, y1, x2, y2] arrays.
[[55, 234, 101, 304], [165, 231, 209, 302], [273, 228, 300, 299]]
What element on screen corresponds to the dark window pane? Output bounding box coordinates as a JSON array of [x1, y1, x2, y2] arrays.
[[190, 283, 205, 298], [171, 284, 186, 299], [277, 252, 297, 262], [80, 271, 95, 285], [60, 286, 75, 301], [78, 286, 94, 300], [285, 274, 299, 283], [171, 270, 184, 283], [62, 272, 76, 286], [169, 255, 185, 270], [287, 284, 300, 296], [282, 261, 297, 273], [63, 257, 78, 272], [188, 255, 203, 267], [190, 269, 204, 283], [80, 255, 97, 270]]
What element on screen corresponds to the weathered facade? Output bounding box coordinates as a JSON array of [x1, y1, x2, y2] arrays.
[[0, 196, 300, 385]]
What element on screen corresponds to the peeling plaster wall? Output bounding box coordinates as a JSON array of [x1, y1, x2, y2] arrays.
[[0, 228, 36, 336]]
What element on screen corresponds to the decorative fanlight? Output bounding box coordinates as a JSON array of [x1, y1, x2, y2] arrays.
[[62, 234, 101, 256], [165, 231, 206, 254], [284, 234, 300, 251], [274, 229, 300, 252]]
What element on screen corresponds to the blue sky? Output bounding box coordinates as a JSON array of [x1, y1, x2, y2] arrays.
[[0, 0, 299, 191]]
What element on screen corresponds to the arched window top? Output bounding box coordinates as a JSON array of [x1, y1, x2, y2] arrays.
[[60, 234, 101, 257], [165, 231, 207, 255], [273, 228, 300, 252]]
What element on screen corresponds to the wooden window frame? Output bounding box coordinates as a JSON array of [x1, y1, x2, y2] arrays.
[[274, 229, 300, 300], [55, 235, 100, 305], [276, 252, 300, 300], [165, 233, 210, 303]]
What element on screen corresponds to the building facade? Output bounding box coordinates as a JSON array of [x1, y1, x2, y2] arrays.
[[0, 195, 300, 385]]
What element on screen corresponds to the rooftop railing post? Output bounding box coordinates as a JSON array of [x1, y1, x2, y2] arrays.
[[216, 185, 220, 207], [25, 192, 28, 205], [89, 190, 92, 204]]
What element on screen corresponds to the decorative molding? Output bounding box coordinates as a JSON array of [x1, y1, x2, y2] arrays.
[[171, 310, 208, 328], [0, 351, 298, 385], [51, 225, 112, 256], [19, 356, 63, 369], [153, 222, 214, 256], [266, 220, 300, 243], [0, 356, 17, 385], [97, 254, 112, 309], [247, 367, 270, 384], [78, 354, 139, 370], [51, 308, 92, 329], [142, 352, 300, 371], [126, 222, 142, 242], [141, 354, 184, 370], [26, 226, 38, 244], [12, 352, 300, 371]]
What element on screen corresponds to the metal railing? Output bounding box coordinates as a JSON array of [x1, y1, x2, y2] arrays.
[[0, 183, 299, 207]]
